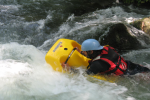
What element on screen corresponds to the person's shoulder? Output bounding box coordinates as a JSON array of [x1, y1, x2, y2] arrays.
[[89, 60, 110, 73], [92, 60, 109, 66]]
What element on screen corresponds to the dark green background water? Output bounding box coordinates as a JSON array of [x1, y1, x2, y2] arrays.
[[0, 0, 150, 100]]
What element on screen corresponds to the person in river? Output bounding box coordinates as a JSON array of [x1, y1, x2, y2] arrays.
[[62, 39, 150, 76]]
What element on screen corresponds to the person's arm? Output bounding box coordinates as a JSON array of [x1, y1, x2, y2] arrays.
[[86, 60, 110, 75], [61, 63, 71, 71], [61, 63, 79, 73]]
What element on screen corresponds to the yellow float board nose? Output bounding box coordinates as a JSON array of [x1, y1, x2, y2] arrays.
[[45, 38, 90, 72]]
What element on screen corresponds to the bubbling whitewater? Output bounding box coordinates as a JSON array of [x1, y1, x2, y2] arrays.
[[0, 43, 130, 100]]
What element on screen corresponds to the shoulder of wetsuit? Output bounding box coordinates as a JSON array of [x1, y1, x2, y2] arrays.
[[89, 60, 110, 73]]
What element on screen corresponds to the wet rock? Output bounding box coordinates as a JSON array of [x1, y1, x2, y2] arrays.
[[130, 17, 150, 35], [100, 23, 150, 52], [65, 0, 116, 16]]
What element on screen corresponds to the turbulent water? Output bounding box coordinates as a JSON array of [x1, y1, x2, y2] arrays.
[[0, 0, 150, 100]]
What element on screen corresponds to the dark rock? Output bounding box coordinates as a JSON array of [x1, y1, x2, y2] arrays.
[[66, 0, 116, 16], [100, 23, 150, 52]]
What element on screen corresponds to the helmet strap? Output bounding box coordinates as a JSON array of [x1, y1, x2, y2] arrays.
[[86, 51, 93, 59]]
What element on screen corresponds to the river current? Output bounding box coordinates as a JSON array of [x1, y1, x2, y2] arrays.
[[0, 0, 150, 100]]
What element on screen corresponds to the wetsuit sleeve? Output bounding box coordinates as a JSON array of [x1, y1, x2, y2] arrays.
[[86, 60, 110, 75]]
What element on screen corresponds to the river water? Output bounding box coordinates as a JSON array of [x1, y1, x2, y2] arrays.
[[0, 0, 150, 100]]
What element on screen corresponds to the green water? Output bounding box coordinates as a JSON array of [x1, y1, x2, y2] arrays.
[[0, 0, 150, 100]]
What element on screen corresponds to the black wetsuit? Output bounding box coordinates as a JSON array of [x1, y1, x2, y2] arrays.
[[125, 61, 150, 75], [86, 60, 150, 75], [86, 60, 110, 75]]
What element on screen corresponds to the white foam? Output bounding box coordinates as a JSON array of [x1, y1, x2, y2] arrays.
[[0, 42, 128, 100]]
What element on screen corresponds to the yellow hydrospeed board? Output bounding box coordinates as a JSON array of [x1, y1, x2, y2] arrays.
[[45, 38, 90, 72], [45, 38, 117, 82]]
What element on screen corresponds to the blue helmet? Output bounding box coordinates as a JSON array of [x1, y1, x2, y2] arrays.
[[81, 39, 103, 51]]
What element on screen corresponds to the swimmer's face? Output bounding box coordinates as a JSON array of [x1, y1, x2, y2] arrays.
[[81, 51, 88, 57]]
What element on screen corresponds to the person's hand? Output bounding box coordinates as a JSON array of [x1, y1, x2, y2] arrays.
[[61, 62, 70, 71], [75, 47, 81, 53]]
